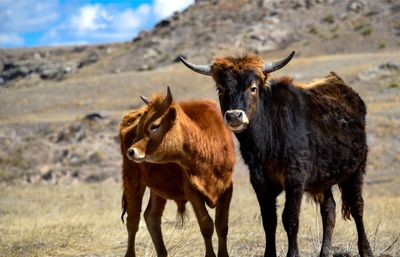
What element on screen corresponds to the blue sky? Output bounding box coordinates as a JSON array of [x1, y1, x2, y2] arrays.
[[0, 0, 194, 48]]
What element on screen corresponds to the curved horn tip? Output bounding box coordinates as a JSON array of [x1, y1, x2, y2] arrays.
[[140, 95, 150, 105], [178, 56, 213, 76], [263, 50, 296, 73]]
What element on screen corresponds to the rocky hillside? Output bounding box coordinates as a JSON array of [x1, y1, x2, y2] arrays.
[[111, 0, 400, 70], [1, 0, 399, 87]]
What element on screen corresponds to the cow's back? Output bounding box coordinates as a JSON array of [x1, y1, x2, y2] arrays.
[[300, 73, 368, 191]]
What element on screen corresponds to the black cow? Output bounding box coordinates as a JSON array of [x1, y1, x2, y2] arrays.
[[179, 52, 374, 257]]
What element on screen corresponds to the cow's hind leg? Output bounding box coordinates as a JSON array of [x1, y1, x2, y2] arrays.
[[144, 191, 168, 257], [123, 182, 146, 257], [339, 170, 374, 257], [215, 184, 233, 257], [318, 188, 336, 257]]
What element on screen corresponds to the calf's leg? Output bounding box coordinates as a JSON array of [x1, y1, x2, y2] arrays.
[[123, 182, 146, 257], [144, 192, 168, 257], [215, 184, 233, 257], [318, 188, 336, 257]]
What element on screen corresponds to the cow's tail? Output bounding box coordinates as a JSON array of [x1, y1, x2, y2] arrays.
[[121, 193, 127, 224], [176, 200, 188, 228], [338, 164, 366, 221]]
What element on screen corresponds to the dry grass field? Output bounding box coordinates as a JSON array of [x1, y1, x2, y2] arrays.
[[0, 51, 399, 257], [0, 173, 399, 257]]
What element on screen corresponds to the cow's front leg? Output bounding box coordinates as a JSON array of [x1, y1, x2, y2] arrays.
[[250, 170, 282, 257]]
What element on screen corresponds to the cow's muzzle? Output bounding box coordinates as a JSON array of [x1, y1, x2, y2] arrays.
[[127, 147, 146, 163], [224, 110, 249, 133]]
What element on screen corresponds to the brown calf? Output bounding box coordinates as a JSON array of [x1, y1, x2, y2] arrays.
[[120, 87, 235, 257]]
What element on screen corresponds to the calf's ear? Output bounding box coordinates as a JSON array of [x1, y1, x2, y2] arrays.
[[167, 106, 177, 123]]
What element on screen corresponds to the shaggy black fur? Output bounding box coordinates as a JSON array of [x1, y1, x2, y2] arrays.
[[213, 66, 374, 257]]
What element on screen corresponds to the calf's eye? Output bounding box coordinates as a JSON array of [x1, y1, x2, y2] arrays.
[[250, 85, 257, 94], [150, 123, 160, 132]]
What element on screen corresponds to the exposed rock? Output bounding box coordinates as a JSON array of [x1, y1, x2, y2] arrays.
[[155, 19, 171, 28], [73, 46, 86, 53], [84, 112, 107, 121], [53, 149, 70, 163], [87, 151, 102, 163], [55, 123, 86, 143], [38, 62, 62, 80], [78, 52, 99, 69], [347, 0, 365, 13], [379, 61, 400, 70], [69, 153, 84, 166], [1, 63, 31, 82], [359, 61, 400, 81], [1, 0, 399, 81]]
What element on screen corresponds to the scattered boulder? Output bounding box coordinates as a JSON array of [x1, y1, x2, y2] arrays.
[[87, 151, 102, 163], [358, 61, 400, 81], [84, 112, 107, 121], [55, 123, 86, 143], [155, 19, 171, 28], [1, 62, 31, 82], [39, 62, 63, 80], [347, 0, 365, 13], [379, 61, 400, 71], [78, 52, 99, 69], [0, 59, 77, 84]]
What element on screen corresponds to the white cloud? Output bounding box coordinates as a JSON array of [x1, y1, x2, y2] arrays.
[[70, 5, 111, 33], [0, 0, 195, 47], [112, 4, 151, 31], [0, 33, 24, 47], [0, 0, 59, 33], [41, 3, 154, 46], [153, 0, 194, 19]]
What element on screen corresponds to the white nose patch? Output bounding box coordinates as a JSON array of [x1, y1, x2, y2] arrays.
[[224, 109, 249, 133], [128, 147, 146, 163]]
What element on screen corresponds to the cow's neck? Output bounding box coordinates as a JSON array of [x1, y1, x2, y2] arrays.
[[235, 85, 285, 179], [173, 111, 219, 172]]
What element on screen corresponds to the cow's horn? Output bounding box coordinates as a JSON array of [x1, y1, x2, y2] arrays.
[[263, 51, 295, 73], [163, 86, 173, 107], [140, 95, 150, 105], [179, 56, 212, 76]]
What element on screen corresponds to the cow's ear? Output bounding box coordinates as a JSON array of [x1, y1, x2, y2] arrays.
[[167, 106, 177, 123]]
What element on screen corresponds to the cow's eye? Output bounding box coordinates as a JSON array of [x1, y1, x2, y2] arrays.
[[150, 123, 160, 132], [250, 84, 257, 94]]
